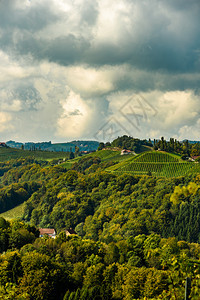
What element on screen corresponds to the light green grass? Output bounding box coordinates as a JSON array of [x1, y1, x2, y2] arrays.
[[0, 203, 25, 220], [60, 150, 136, 169], [83, 150, 136, 162], [60, 161, 75, 169]]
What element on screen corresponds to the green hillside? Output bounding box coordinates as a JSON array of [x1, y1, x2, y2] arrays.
[[0, 147, 68, 162], [87, 149, 123, 161], [0, 203, 25, 220], [2, 142, 200, 298], [106, 151, 200, 177], [61, 149, 136, 169], [132, 151, 180, 162]]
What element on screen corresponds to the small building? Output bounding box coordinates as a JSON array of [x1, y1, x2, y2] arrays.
[[121, 149, 132, 155], [188, 156, 200, 163], [81, 151, 88, 154], [39, 228, 56, 238], [191, 156, 200, 160], [66, 228, 76, 236]]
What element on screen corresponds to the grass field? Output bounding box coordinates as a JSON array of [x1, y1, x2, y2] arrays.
[[0, 203, 25, 220], [60, 149, 136, 169], [0, 147, 69, 162], [106, 151, 200, 178], [61, 157, 80, 169]]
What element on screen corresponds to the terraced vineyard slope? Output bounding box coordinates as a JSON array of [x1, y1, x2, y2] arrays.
[[106, 151, 200, 177]]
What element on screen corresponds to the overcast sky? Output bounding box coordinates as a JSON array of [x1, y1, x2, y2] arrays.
[[0, 0, 200, 142]]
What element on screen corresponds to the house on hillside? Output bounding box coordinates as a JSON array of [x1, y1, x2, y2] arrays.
[[66, 228, 76, 236], [189, 156, 200, 162], [39, 228, 56, 238], [121, 149, 132, 155]]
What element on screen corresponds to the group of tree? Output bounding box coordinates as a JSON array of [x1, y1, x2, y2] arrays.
[[98, 135, 200, 157], [98, 135, 152, 152], [1, 218, 200, 299], [153, 137, 200, 157]]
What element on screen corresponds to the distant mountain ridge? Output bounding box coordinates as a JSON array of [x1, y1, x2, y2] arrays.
[[6, 140, 99, 152]]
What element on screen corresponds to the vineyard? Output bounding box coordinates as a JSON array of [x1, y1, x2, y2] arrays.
[[106, 151, 200, 177], [133, 151, 179, 162], [0, 147, 68, 162], [89, 149, 121, 160]]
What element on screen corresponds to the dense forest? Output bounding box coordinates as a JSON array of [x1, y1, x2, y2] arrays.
[[98, 136, 152, 152], [1, 136, 200, 299], [1, 218, 200, 299]]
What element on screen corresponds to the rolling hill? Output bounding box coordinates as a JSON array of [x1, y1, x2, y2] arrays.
[[60, 148, 137, 169], [0, 146, 68, 162], [106, 151, 200, 177]]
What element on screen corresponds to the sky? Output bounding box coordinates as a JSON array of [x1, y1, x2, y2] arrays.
[[0, 0, 200, 143]]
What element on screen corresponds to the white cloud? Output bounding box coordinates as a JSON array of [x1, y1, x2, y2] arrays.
[[156, 90, 199, 128], [178, 119, 200, 141], [0, 112, 13, 133], [57, 91, 92, 138], [0, 51, 31, 83], [1, 99, 22, 112], [65, 66, 115, 97], [105, 89, 200, 140]]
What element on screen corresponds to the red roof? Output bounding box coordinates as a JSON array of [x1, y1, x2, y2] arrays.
[[39, 228, 55, 235], [191, 156, 200, 160], [121, 149, 131, 153]]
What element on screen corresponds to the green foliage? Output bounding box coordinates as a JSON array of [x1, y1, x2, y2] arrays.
[[2, 143, 200, 298], [98, 142, 105, 151], [111, 135, 152, 151], [0, 218, 39, 253], [154, 137, 200, 157], [1, 220, 200, 299], [1, 155, 200, 245], [72, 156, 101, 173]]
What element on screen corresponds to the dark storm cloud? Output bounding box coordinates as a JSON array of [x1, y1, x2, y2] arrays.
[[80, 0, 99, 26], [0, 0, 200, 142], [8, 34, 90, 66], [112, 69, 200, 93], [0, 0, 199, 80], [0, 0, 92, 66], [44, 35, 90, 66], [0, 0, 59, 32], [86, 0, 200, 73]]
